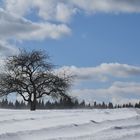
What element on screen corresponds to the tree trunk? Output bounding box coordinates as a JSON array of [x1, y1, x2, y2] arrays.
[[30, 92, 37, 111], [30, 98, 36, 111], [30, 94, 36, 111]]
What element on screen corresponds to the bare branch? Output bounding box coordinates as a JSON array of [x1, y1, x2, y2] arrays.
[[0, 49, 73, 110]]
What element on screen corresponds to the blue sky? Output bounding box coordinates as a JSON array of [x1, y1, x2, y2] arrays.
[[0, 0, 140, 104], [22, 13, 140, 67]]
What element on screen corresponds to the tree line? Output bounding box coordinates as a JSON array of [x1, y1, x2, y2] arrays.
[[0, 98, 140, 109]]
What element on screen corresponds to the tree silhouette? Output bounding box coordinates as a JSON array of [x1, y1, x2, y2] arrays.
[[0, 50, 72, 111]]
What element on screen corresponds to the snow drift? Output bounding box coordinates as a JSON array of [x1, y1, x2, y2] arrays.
[[0, 108, 140, 140]]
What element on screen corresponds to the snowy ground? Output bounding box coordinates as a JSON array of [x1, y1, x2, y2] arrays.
[[0, 108, 140, 140]]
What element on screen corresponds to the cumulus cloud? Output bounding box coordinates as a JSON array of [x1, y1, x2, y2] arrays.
[[0, 8, 37, 39], [4, 0, 32, 16], [0, 40, 19, 72], [55, 3, 77, 23], [33, 0, 77, 23], [56, 63, 140, 82], [71, 81, 140, 104], [0, 8, 71, 41], [0, 41, 19, 72], [4, 0, 76, 23], [3, 0, 140, 24], [1, 1, 139, 55], [19, 22, 71, 40], [0, 40, 19, 56], [55, 63, 140, 104], [1, 0, 140, 54], [69, 0, 140, 14]]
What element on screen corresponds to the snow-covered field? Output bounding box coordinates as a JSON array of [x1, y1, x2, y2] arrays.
[[0, 108, 140, 140]]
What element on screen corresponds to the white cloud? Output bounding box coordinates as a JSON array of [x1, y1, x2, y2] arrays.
[[0, 8, 71, 59], [4, 0, 76, 23], [0, 40, 19, 56], [1, 0, 140, 54], [4, 0, 32, 16], [56, 3, 77, 23], [33, 0, 77, 23], [69, 0, 140, 14], [56, 63, 140, 82], [0, 8, 37, 40], [71, 81, 140, 104], [0, 40, 19, 72], [3, 0, 140, 24], [56, 63, 140, 104], [19, 22, 71, 40], [0, 8, 71, 41]]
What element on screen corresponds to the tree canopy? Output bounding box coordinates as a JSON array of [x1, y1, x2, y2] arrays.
[[0, 50, 72, 110]]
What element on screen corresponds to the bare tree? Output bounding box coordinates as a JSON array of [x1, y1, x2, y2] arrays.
[[0, 50, 72, 111]]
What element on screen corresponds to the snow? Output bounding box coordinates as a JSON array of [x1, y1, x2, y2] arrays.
[[0, 108, 140, 140]]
